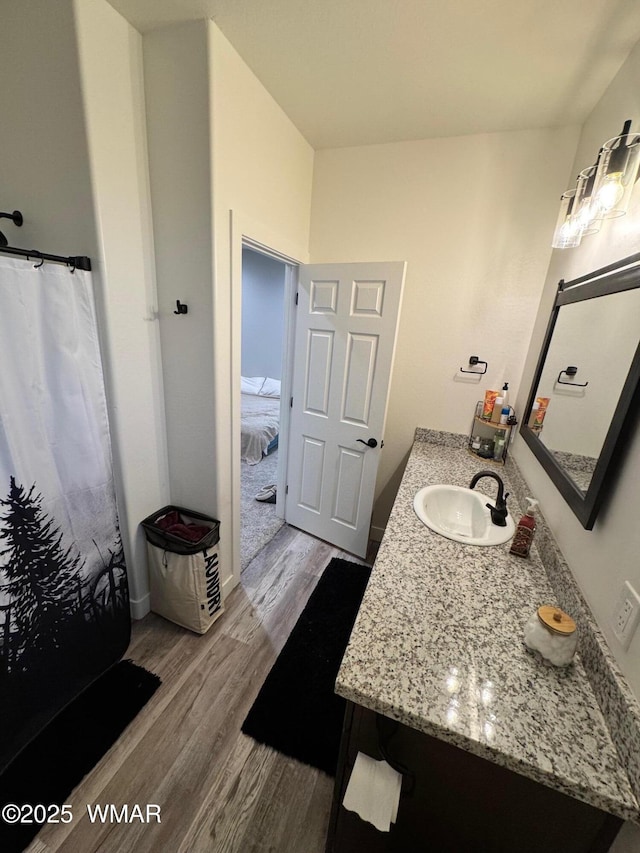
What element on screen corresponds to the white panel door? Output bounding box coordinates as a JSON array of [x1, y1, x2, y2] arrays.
[[285, 262, 406, 557]]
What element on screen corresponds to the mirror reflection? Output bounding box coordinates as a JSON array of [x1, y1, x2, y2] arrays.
[[530, 288, 640, 494]]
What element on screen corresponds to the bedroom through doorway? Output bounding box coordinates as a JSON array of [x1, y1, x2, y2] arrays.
[[240, 246, 289, 571]]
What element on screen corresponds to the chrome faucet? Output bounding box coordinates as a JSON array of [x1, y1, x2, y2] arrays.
[[469, 470, 509, 527]]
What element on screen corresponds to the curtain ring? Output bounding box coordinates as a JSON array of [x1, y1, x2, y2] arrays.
[[32, 250, 44, 269], [68, 257, 76, 274]]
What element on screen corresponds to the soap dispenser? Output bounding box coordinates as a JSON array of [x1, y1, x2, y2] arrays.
[[510, 498, 538, 557]]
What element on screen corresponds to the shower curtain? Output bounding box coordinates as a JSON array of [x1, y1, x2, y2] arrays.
[[0, 256, 130, 773]]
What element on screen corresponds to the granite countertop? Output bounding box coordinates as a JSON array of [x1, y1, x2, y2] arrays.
[[336, 435, 639, 820]]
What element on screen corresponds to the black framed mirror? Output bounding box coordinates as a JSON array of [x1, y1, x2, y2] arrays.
[[520, 252, 640, 529]]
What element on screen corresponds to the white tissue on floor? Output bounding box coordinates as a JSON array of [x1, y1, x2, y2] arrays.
[[342, 751, 403, 832]]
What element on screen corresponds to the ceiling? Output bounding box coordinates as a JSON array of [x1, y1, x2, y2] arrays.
[[106, 0, 640, 149]]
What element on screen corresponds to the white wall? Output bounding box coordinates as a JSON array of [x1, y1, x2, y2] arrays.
[[0, 1, 96, 255], [309, 127, 580, 531], [143, 23, 217, 527], [210, 23, 314, 253], [241, 248, 286, 379], [0, 0, 168, 618], [513, 38, 640, 696], [73, 0, 169, 617]]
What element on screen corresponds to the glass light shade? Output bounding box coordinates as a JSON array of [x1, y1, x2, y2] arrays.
[[593, 133, 640, 219], [551, 189, 582, 249], [574, 165, 602, 237]]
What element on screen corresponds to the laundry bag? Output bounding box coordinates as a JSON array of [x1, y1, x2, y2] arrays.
[[141, 505, 223, 634]]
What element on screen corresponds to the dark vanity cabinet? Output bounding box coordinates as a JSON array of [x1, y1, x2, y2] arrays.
[[326, 702, 622, 853]]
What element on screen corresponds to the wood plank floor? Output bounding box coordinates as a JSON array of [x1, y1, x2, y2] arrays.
[[27, 525, 373, 853]]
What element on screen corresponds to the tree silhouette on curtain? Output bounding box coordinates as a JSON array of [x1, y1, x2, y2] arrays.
[[0, 474, 130, 771], [0, 477, 83, 672]]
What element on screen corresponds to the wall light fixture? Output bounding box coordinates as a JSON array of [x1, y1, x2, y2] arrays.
[[594, 120, 640, 219], [551, 189, 581, 249], [552, 118, 640, 249], [573, 161, 602, 236]]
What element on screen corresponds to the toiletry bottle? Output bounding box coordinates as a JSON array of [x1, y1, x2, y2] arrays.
[[483, 390, 499, 420], [499, 406, 509, 425], [493, 430, 506, 461], [501, 382, 509, 408], [478, 437, 495, 458], [528, 401, 540, 427], [510, 498, 538, 557], [533, 397, 550, 427], [490, 396, 504, 423]]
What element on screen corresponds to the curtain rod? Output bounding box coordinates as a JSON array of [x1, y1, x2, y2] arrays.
[[0, 209, 91, 272], [0, 244, 92, 272]]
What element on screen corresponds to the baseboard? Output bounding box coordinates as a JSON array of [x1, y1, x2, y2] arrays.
[[370, 525, 386, 542], [129, 593, 150, 621], [129, 573, 236, 623], [222, 573, 237, 597]]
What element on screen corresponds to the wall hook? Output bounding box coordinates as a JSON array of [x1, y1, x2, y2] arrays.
[[174, 300, 188, 315], [460, 355, 488, 375], [557, 366, 588, 387]]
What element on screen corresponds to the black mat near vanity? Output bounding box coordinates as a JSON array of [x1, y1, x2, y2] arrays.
[[242, 557, 371, 776]]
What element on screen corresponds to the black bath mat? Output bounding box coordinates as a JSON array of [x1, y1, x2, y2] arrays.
[[0, 659, 161, 853], [242, 557, 371, 776]]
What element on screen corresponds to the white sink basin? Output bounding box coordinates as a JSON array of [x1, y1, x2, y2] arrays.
[[413, 484, 515, 546]]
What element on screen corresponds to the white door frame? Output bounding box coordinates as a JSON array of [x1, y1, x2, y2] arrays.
[[229, 211, 308, 584]]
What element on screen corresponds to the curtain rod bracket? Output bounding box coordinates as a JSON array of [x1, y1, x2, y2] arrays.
[[0, 210, 23, 227]]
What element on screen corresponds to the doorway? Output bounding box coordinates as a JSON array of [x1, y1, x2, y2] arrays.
[[239, 247, 289, 570], [228, 213, 304, 587], [228, 215, 405, 583]]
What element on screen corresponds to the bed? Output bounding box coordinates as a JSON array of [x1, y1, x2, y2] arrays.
[[241, 376, 281, 465]]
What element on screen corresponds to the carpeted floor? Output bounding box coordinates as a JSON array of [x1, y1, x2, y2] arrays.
[[0, 660, 161, 853], [241, 448, 284, 571], [241, 557, 371, 776]]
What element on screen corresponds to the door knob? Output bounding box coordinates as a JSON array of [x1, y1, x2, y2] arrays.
[[356, 438, 378, 448]]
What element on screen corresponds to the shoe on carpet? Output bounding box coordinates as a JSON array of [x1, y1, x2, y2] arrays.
[[255, 484, 277, 503]]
